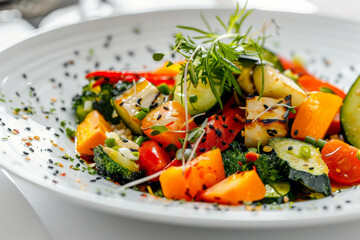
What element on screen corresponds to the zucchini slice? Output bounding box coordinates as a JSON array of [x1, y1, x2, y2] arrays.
[[341, 75, 360, 148], [173, 74, 222, 115], [111, 79, 165, 135], [269, 138, 331, 196], [262, 182, 293, 204]]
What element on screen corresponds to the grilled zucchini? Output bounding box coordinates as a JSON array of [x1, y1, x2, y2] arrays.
[[111, 79, 165, 135]]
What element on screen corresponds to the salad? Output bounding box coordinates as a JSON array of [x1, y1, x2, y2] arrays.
[[72, 5, 360, 205]]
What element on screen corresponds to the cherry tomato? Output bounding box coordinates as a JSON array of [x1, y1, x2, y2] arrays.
[[321, 139, 360, 185], [138, 140, 171, 181]]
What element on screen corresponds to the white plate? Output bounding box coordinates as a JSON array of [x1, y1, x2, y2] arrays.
[[1, 9, 360, 229]]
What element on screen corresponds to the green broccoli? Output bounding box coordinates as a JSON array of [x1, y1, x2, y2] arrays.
[[253, 153, 287, 184], [94, 145, 142, 184], [72, 81, 132, 124], [221, 142, 247, 177]]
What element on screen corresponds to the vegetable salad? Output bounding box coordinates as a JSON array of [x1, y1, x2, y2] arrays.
[[72, 5, 360, 205]]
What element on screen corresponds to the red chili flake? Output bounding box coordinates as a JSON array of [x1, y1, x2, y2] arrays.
[[238, 161, 243, 166], [25, 142, 32, 146], [60, 173, 66, 177], [141, 194, 148, 198]]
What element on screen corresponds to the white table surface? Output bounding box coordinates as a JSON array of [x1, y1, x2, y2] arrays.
[[2, 1, 360, 239]]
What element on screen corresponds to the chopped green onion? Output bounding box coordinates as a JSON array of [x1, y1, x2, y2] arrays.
[[157, 84, 170, 95], [320, 87, 335, 94], [65, 127, 75, 138], [134, 136, 148, 146], [299, 146, 311, 159], [105, 138, 116, 148], [60, 120, 66, 127], [135, 110, 148, 120]]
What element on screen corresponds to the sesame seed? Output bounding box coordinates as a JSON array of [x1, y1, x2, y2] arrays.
[[199, 148, 206, 152], [288, 146, 293, 150], [215, 115, 219, 120], [222, 124, 228, 128], [201, 138, 206, 143], [163, 106, 169, 110], [221, 141, 226, 146], [215, 129, 222, 137], [222, 115, 226, 121], [229, 129, 235, 133], [263, 146, 273, 153], [157, 114, 162, 120], [23, 151, 29, 155], [294, 130, 299, 136], [209, 125, 215, 129]]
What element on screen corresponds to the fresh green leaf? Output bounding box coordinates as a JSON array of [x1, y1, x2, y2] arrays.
[[153, 53, 165, 61]]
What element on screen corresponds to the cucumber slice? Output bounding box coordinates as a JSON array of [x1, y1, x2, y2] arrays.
[[341, 75, 360, 148], [269, 138, 331, 196], [173, 74, 222, 116], [262, 182, 292, 204], [239, 47, 284, 72]]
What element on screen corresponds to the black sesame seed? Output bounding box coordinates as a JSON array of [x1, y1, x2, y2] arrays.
[[54, 133, 60, 137], [222, 115, 226, 121], [294, 130, 299, 136], [119, 102, 124, 106], [336, 205, 342, 210], [263, 104, 269, 109], [61, 107, 66, 111], [95, 62, 100, 68], [90, 179, 96, 182], [15, 91, 20, 97], [229, 129, 235, 133], [199, 148, 206, 152], [221, 141, 226, 146], [29, 148, 34, 152], [62, 156, 69, 160], [215, 129, 222, 137], [23, 151, 29, 155], [163, 106, 169, 110], [115, 55, 121, 61], [22, 73, 27, 79], [47, 149, 52, 152], [122, 139, 129, 143], [323, 206, 328, 210], [157, 114, 162, 120], [209, 125, 215, 130], [215, 115, 219, 120], [128, 50, 134, 57], [59, 128, 64, 133], [96, 176, 102, 180], [25, 127, 31, 131], [201, 138, 206, 143], [46, 127, 51, 130], [288, 146, 293, 150], [137, 98, 142, 104], [222, 124, 228, 128], [48, 159, 53, 164], [233, 117, 239, 123], [65, 72, 70, 77], [48, 166, 54, 169], [345, 200, 351, 203]]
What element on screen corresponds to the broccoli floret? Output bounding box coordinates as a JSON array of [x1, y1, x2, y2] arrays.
[[253, 153, 287, 184], [222, 142, 287, 183], [221, 142, 247, 177], [72, 81, 132, 124], [94, 145, 142, 184]]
